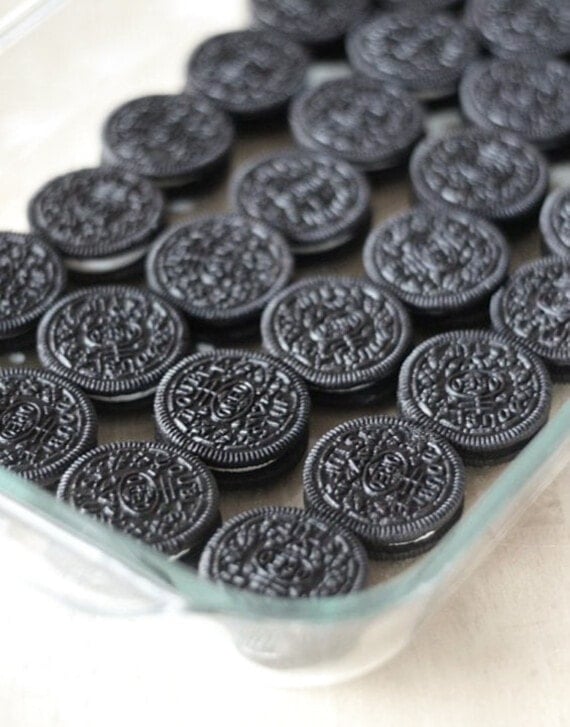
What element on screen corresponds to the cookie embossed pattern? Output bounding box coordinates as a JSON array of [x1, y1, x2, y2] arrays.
[[28, 167, 165, 276], [37, 286, 188, 404], [261, 276, 412, 403], [199, 507, 368, 597], [398, 330, 552, 464], [363, 206, 510, 322], [303, 416, 466, 559], [460, 58, 570, 151], [0, 368, 97, 488], [187, 30, 308, 119], [146, 214, 293, 337], [410, 127, 549, 224], [347, 12, 478, 100], [0, 232, 66, 346], [154, 350, 311, 486], [102, 94, 235, 189], [233, 150, 371, 255], [290, 76, 425, 172], [466, 0, 570, 58], [58, 441, 220, 559]]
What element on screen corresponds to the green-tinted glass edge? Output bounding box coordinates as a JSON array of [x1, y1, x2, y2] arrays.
[[0, 401, 568, 623]]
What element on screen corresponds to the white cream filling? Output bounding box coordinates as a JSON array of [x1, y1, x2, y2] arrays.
[[90, 383, 158, 403], [65, 245, 149, 273]]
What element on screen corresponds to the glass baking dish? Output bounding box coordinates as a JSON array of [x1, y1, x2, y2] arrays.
[[0, 0, 569, 688]]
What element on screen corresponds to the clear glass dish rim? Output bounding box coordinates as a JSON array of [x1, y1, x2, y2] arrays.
[[0, 401, 568, 624]]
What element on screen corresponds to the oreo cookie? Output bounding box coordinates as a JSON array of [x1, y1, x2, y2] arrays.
[[289, 77, 425, 172], [250, 0, 370, 52], [363, 206, 510, 323], [410, 127, 549, 225], [187, 30, 308, 119], [154, 350, 311, 486], [303, 416, 465, 559], [102, 94, 235, 189], [540, 189, 570, 259], [460, 58, 570, 151], [28, 167, 165, 277], [232, 151, 371, 256], [58, 441, 220, 559], [490, 258, 570, 381], [145, 214, 293, 338], [347, 12, 478, 101], [398, 329, 552, 464], [37, 285, 188, 405], [0, 232, 66, 348], [0, 368, 97, 488], [261, 276, 413, 404], [466, 0, 570, 59], [199, 507, 368, 597]]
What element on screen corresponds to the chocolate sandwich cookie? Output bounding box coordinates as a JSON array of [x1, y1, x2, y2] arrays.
[[261, 276, 413, 404], [0, 232, 66, 348], [363, 206, 509, 324], [199, 507, 368, 597], [145, 214, 293, 339], [460, 58, 570, 151], [0, 368, 97, 488], [490, 258, 570, 381], [102, 94, 234, 189], [37, 286, 188, 405], [154, 350, 311, 486], [410, 127, 549, 225], [28, 167, 165, 277], [187, 30, 308, 120], [540, 189, 570, 259], [398, 329, 552, 464], [466, 0, 570, 59], [289, 77, 425, 172], [58, 441, 220, 559], [232, 151, 371, 256], [347, 12, 478, 101], [250, 0, 370, 53], [303, 416, 465, 559]]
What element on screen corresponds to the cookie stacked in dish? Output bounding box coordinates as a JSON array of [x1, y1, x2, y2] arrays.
[[1, 0, 568, 600]]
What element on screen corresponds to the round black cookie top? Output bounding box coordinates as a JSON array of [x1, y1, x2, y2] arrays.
[[261, 277, 412, 394], [199, 507, 368, 597], [0, 232, 66, 341], [58, 441, 220, 558], [289, 77, 425, 171], [363, 206, 510, 317], [233, 151, 370, 255], [347, 12, 478, 100], [145, 214, 294, 330], [303, 415, 465, 558], [154, 349, 310, 476], [187, 30, 308, 117], [102, 94, 234, 186], [466, 0, 570, 59], [490, 257, 570, 380], [0, 368, 96, 487], [251, 0, 370, 47], [37, 286, 188, 402], [540, 189, 570, 259], [28, 167, 165, 267], [398, 329, 552, 463], [460, 58, 570, 150], [410, 127, 549, 224]]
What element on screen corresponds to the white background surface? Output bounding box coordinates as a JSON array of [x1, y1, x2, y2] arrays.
[[0, 1, 569, 725]]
